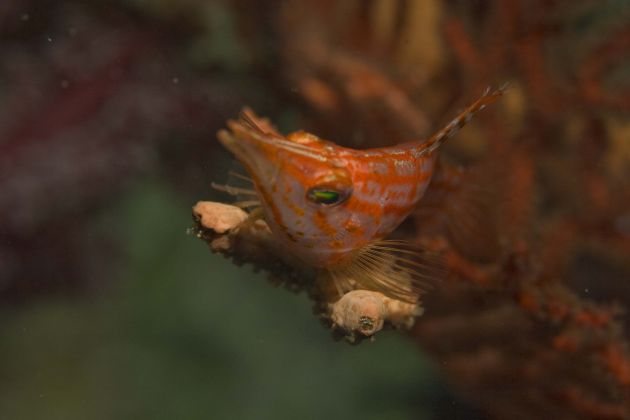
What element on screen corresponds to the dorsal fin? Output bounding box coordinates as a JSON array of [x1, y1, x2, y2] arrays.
[[416, 85, 507, 156], [416, 160, 505, 262], [238, 107, 282, 138], [239, 108, 265, 134]]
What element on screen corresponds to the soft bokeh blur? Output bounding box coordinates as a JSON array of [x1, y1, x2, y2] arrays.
[[1, 0, 629, 419], [1, 183, 454, 419], [0, 1, 454, 419]]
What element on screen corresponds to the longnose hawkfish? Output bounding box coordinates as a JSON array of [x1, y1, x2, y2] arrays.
[[215, 87, 505, 303]]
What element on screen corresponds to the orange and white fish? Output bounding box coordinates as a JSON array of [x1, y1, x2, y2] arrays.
[[215, 87, 505, 302]]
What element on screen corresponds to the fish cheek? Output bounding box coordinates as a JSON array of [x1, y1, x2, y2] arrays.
[[276, 178, 314, 242], [353, 213, 381, 243], [342, 197, 384, 242]]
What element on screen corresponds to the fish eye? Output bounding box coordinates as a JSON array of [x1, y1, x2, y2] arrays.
[[307, 187, 351, 206]]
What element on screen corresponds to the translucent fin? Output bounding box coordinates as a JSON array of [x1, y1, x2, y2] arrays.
[[417, 160, 504, 262], [416, 85, 507, 156], [232, 200, 261, 209], [239, 107, 282, 138], [227, 170, 252, 183], [330, 240, 445, 303], [211, 182, 257, 197], [212, 162, 261, 212]]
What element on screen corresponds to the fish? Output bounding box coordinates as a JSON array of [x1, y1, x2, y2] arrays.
[[215, 86, 505, 302]]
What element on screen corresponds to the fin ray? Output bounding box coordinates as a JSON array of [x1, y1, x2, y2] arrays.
[[232, 200, 261, 209], [415, 85, 507, 156], [418, 160, 504, 261], [211, 182, 258, 197], [330, 239, 445, 303]]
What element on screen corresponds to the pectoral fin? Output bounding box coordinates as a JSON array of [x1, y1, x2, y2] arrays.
[[329, 240, 445, 303]]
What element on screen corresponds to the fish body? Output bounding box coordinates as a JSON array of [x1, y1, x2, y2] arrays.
[[217, 87, 504, 301]]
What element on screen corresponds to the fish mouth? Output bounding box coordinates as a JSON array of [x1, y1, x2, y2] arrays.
[[217, 109, 283, 162], [217, 123, 278, 187], [216, 128, 245, 160], [217, 110, 329, 187]]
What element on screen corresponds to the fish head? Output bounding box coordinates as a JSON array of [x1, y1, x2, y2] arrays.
[[218, 112, 380, 267]]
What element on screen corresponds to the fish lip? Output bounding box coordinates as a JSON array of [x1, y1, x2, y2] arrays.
[[217, 129, 243, 158], [217, 118, 336, 204], [217, 128, 265, 173], [218, 120, 276, 163], [217, 126, 278, 190]]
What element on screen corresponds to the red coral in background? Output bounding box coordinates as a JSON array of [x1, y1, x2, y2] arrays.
[[228, 0, 630, 417]]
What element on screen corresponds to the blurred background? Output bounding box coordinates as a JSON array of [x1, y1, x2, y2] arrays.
[[1, 0, 629, 419]]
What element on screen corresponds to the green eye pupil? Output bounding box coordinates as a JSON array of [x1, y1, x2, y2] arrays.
[[307, 184, 352, 206], [308, 189, 344, 205], [312, 190, 339, 204]]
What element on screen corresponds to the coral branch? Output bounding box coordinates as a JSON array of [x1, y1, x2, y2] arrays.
[[192, 201, 423, 340]]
